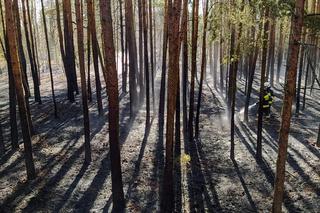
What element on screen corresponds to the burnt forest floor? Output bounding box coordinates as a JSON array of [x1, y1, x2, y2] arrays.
[[0, 63, 319, 213]]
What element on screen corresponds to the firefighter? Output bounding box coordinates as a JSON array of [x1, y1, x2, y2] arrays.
[[262, 82, 274, 118]]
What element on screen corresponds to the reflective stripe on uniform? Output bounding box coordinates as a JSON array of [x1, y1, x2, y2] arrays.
[[263, 105, 270, 108], [264, 95, 269, 100]]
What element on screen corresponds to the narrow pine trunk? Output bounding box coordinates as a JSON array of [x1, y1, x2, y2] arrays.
[[149, 0, 155, 112], [75, 0, 91, 164], [142, 0, 150, 126], [256, 7, 270, 161], [125, 0, 138, 116], [99, 0, 125, 210], [0, 0, 18, 149], [160, 0, 182, 211], [5, 0, 36, 180], [41, 0, 58, 118], [188, 0, 199, 140], [87, 0, 103, 115], [272, 0, 305, 211], [195, 0, 208, 138]]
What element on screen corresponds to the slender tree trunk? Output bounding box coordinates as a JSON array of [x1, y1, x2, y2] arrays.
[[87, 28, 92, 102], [272, 0, 305, 211], [158, 0, 168, 134], [277, 21, 284, 84], [256, 7, 270, 161], [142, 0, 150, 126], [181, 0, 188, 134], [75, 0, 91, 164], [160, 0, 182, 211], [296, 28, 306, 116], [87, 0, 103, 115], [195, 0, 208, 138], [63, 0, 79, 98], [55, 0, 74, 102], [317, 123, 320, 147], [138, 0, 144, 100], [5, 0, 36, 180], [125, 0, 138, 116], [267, 16, 276, 87], [119, 0, 126, 93], [99, 0, 125, 210], [188, 0, 199, 140], [149, 0, 155, 112], [41, 0, 58, 118], [26, 0, 41, 103], [0, 0, 18, 149]]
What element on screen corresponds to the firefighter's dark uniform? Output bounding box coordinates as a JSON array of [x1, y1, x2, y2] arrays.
[[262, 87, 274, 117]]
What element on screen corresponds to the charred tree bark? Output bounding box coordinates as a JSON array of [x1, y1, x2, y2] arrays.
[[272, 0, 305, 211], [181, 0, 188, 135], [0, 0, 18, 149], [160, 0, 182, 211], [125, 0, 138, 116], [87, 0, 103, 115], [158, 0, 168, 135], [149, 0, 155, 112], [26, 0, 41, 103], [5, 0, 36, 180], [195, 0, 208, 138], [188, 0, 199, 140], [142, 0, 150, 126], [75, 0, 91, 164], [99, 0, 125, 210], [256, 7, 270, 161]]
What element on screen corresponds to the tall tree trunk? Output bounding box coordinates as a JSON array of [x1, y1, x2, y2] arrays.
[[41, 0, 58, 118], [296, 27, 306, 116], [188, 0, 199, 140], [181, 0, 188, 135], [87, 28, 92, 102], [87, 0, 103, 115], [75, 0, 91, 164], [26, 0, 41, 103], [267, 15, 276, 87], [63, 0, 79, 98], [55, 0, 74, 102], [277, 21, 284, 84], [149, 0, 155, 112], [256, 7, 270, 161], [125, 0, 138, 116], [5, 0, 36, 180], [142, 0, 150, 126], [272, 0, 305, 211], [158, 0, 168, 135], [0, 0, 18, 149], [160, 0, 182, 211], [99, 0, 125, 210], [119, 0, 126, 93], [138, 0, 144, 100], [195, 0, 208, 138]]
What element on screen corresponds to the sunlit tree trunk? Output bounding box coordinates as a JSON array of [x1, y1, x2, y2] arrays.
[[160, 0, 182, 211], [99, 0, 125, 210], [272, 0, 305, 211], [0, 0, 18, 149], [5, 0, 36, 180]]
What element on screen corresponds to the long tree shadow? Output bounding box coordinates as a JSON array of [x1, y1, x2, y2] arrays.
[[73, 100, 137, 211], [231, 159, 258, 212], [235, 121, 315, 211]]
